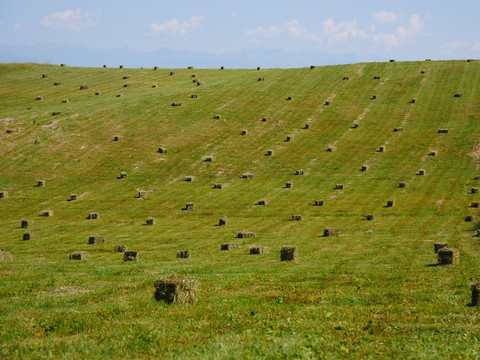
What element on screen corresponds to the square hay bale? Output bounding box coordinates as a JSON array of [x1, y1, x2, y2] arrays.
[[394, 127, 404, 132], [103, 65, 107, 68], [286, 96, 292, 101], [429, 151, 437, 156], [472, 188, 479, 194], [467, 59, 474, 62], [343, 76, 350, 80], [221, 243, 239, 250], [370, 95, 377, 100], [191, 74, 197, 78], [192, 79, 198, 83], [123, 76, 130, 79], [281, 247, 298, 262], [88, 212, 99, 220], [137, 191, 146, 198], [52, 112, 61, 116], [171, 102, 182, 107], [398, 182, 406, 188], [295, 170, 304, 175], [378, 146, 385, 152], [360, 165, 368, 171], [95, 91, 101, 95], [185, 176, 197, 182], [250, 246, 269, 255], [202, 156, 215, 162], [266, 150, 273, 156], [42, 74, 48, 78], [213, 115, 221, 119], [62, 99, 68, 103], [88, 235, 105, 244], [54, 82, 61, 85], [242, 172, 255, 179], [454, 93, 463, 98], [291, 214, 302, 221], [324, 101, 330, 105], [154, 275, 198, 304], [115, 245, 126, 253], [196, 81, 205, 86], [190, 94, 198, 98], [471, 283, 480, 306], [123, 84, 130, 88], [113, 135, 120, 141], [177, 250, 191, 258], [261, 117, 267, 122], [314, 200, 324, 206], [23, 232, 34, 241], [154, 66, 158, 70], [218, 217, 228, 226], [213, 183, 223, 189], [475, 175, 480, 180], [373, 76, 381, 79], [365, 214, 374, 221], [310, 65, 315, 69], [123, 251, 138, 261], [438, 129, 449, 134], [36, 96, 42, 100], [352, 123, 359, 129], [146, 217, 155, 226], [158, 147, 168, 153], [437, 247, 459, 266], [170, 71, 175, 76], [80, 85, 88, 90], [421, 70, 426, 74], [0, 251, 12, 262], [220, 66, 225, 70], [285, 182, 292, 188], [389, 59, 395, 62], [257, 66, 261, 70], [387, 200, 395, 207], [285, 136, 292, 142], [425, 59, 432, 61], [69, 251, 89, 260], [471, 202, 479, 208], [0, 191, 8, 199], [41, 210, 53, 217], [188, 66, 194, 69], [304, 124, 310, 129], [119, 172, 127, 179], [119, 65, 124, 68], [116, 93, 122, 97], [152, 84, 158, 88], [236, 231, 255, 239], [465, 216, 473, 222], [434, 242, 448, 253], [323, 228, 339, 237], [5, 129, 16, 134], [185, 203, 194, 211], [335, 184, 344, 190], [410, 99, 416, 103], [21, 220, 31, 228], [417, 169, 426, 176], [257, 199, 267, 205], [258, 77, 265, 81]]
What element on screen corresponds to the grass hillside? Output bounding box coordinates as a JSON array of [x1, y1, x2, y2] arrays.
[[1, 60, 480, 359]]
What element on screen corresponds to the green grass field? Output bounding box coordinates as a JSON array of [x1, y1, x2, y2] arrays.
[[1, 60, 480, 359]]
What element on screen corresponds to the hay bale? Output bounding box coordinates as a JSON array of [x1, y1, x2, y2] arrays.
[[410, 99, 416, 103], [95, 91, 101, 95], [280, 246, 298, 262], [220, 66, 225, 70], [425, 59, 432, 61], [213, 183, 223, 189], [437, 247, 459, 266], [303, 124, 310, 129], [80, 85, 88, 90], [386, 200, 395, 207], [0, 250, 12, 262], [114, 245, 126, 253], [266, 150, 273, 156], [285, 182, 292, 188], [389, 59, 395, 62], [343, 76, 349, 80], [241, 130, 248, 135], [123, 84, 130, 88], [87, 212, 99, 220], [119, 172, 127, 179], [137, 191, 146, 199], [242, 172, 255, 179], [471, 283, 480, 306], [0, 191, 8, 199], [475, 176, 480, 180], [113, 135, 120, 141], [177, 250, 191, 258], [365, 214, 374, 221], [378, 146, 385, 152], [394, 127, 404, 132], [438, 129, 449, 134], [236, 231, 255, 239], [286, 96, 292, 101], [185, 176, 197, 182], [472, 188, 479, 194], [5, 129, 16, 134], [158, 147, 168, 153], [373, 76, 381, 79], [295, 170, 304, 175], [169, 71, 175, 76], [171, 102, 182, 107], [218, 217, 227, 226], [352, 123, 359, 129], [417, 169, 426, 176], [119, 65, 124, 68], [88, 235, 105, 244], [213, 115, 221, 119], [335, 184, 344, 190], [123, 76, 129, 80], [185, 203, 194, 211], [250, 246, 269, 255], [21, 220, 31, 228], [257, 67, 261, 70], [103, 65, 107, 68], [221, 243, 239, 250], [323, 228, 339, 237], [257, 199, 267, 205], [429, 151, 437, 156], [192, 79, 198, 83], [116, 93, 122, 97], [325, 101, 330, 105], [36, 96, 42, 100], [51, 111, 61, 116], [41, 210, 53, 217], [54, 82, 61, 85], [465, 216, 473, 222], [154, 275, 198, 304], [69, 194, 77, 201], [188, 66, 194, 69], [190, 94, 198, 98], [285, 136, 292, 142], [360, 165, 368, 171], [23, 232, 34, 241], [471, 202, 479, 208], [261, 117, 267, 122], [69, 251, 89, 260], [314, 200, 324, 206], [370, 95, 377, 100], [420, 70, 426, 74], [398, 182, 406, 188], [202, 156, 215, 162], [291, 214, 302, 221], [467, 59, 474, 63], [154, 66, 158, 70], [123, 251, 138, 261], [146, 217, 155, 226], [434, 242, 448, 253], [454, 93, 463, 98], [42, 74, 48, 78], [197, 81, 205, 86], [310, 65, 315, 69], [152, 84, 158, 88], [191, 74, 197, 78], [37, 180, 45, 187], [62, 99, 69, 103]]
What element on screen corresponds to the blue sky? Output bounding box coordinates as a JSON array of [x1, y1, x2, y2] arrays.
[[1, 1, 479, 67]]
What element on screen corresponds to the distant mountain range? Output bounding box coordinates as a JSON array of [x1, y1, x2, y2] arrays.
[[0, 43, 383, 68]]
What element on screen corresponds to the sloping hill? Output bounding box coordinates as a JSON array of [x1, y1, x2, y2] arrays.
[[1, 60, 480, 358]]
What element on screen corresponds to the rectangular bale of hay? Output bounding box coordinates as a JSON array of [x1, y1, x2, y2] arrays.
[[418, 169, 426, 176], [314, 200, 324, 206], [21, 220, 31, 228], [285, 182, 292, 188], [171, 102, 182, 107], [69, 251, 88, 260], [335, 184, 344, 190], [285, 136, 292, 142], [472, 188, 479, 194], [454, 93, 463, 97], [123, 251, 138, 261], [154, 275, 198, 304], [88, 235, 105, 244], [373, 76, 381, 79], [360, 165, 368, 171], [137, 191, 146, 199], [343, 76, 349, 80], [236, 231, 255, 239], [213, 114, 222, 119], [266, 150, 273, 156], [257, 199, 267, 205], [88, 212, 99, 220], [191, 94, 198, 98], [221, 243, 239, 250], [280, 247, 298, 262], [152, 84, 158, 88], [185, 203, 194, 211], [438, 129, 449, 133], [471, 282, 480, 306], [399, 182, 406, 188], [465, 216, 473, 222], [295, 170, 304, 175], [242, 172, 255, 179], [250, 246, 269, 255], [429, 151, 437, 156], [114, 245, 127, 253], [387, 200, 395, 207], [438, 247, 459, 266], [41, 210, 53, 217], [0, 191, 8, 199], [177, 250, 191, 258], [286, 96, 292, 100], [202, 156, 215, 162], [471, 202, 479, 208], [304, 124, 310, 129], [378, 146, 385, 152], [158, 147, 167, 153], [36, 96, 42, 100], [434, 242, 448, 253], [23, 232, 34, 241], [218, 217, 227, 226], [80, 85, 88, 90], [324, 228, 339, 237], [37, 180, 45, 187], [394, 127, 404, 132], [146, 217, 155, 226], [241, 130, 248, 135], [365, 214, 374, 220], [52, 111, 61, 116], [185, 176, 197, 182], [291, 214, 302, 221], [213, 183, 223, 189], [119, 172, 127, 179]]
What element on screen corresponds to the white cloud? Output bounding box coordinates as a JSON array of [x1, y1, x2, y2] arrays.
[[441, 40, 480, 55], [40, 9, 99, 31], [322, 19, 365, 42], [245, 20, 322, 44], [284, 20, 322, 44], [372, 11, 398, 23], [14, 24, 21, 29], [245, 25, 281, 38], [374, 14, 423, 47], [149, 16, 204, 35]]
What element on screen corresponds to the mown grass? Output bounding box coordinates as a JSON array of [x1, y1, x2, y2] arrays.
[[1, 60, 480, 359]]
